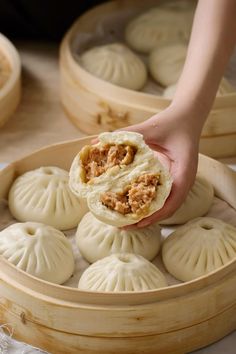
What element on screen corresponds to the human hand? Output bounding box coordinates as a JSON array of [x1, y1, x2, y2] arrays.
[[122, 104, 202, 229]]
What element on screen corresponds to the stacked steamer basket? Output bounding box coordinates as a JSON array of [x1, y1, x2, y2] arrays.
[[0, 33, 21, 127], [0, 136, 235, 354], [60, 0, 236, 158]]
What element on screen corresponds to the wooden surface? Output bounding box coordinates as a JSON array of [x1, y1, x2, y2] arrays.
[[0, 41, 84, 162]]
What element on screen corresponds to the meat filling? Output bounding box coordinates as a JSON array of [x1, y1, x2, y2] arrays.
[[100, 174, 160, 215], [82, 144, 136, 182]]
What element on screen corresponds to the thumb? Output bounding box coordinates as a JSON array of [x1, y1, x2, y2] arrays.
[[118, 122, 151, 137]]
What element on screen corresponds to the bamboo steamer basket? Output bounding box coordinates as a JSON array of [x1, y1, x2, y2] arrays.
[[60, 0, 236, 158], [0, 33, 21, 128], [0, 137, 236, 354]]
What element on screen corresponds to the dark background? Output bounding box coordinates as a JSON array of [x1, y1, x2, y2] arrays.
[[0, 0, 107, 41]]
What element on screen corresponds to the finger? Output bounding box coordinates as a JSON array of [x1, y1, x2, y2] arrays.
[[121, 223, 139, 231], [122, 173, 187, 230], [151, 150, 171, 171], [91, 138, 98, 144], [137, 161, 197, 228], [118, 123, 146, 134], [118, 122, 155, 140], [138, 192, 184, 228], [136, 191, 184, 228]]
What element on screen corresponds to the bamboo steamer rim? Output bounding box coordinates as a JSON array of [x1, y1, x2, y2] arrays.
[[60, 0, 236, 111], [0, 33, 21, 100], [0, 136, 235, 307]]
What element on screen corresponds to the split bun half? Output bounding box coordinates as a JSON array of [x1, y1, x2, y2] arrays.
[[69, 132, 172, 227]]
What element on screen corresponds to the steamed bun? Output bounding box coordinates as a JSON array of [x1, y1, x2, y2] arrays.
[[80, 43, 147, 90], [76, 212, 161, 263], [161, 175, 214, 225], [0, 50, 12, 89], [78, 253, 167, 292], [125, 6, 194, 53], [8, 166, 88, 230], [162, 217, 236, 282], [149, 43, 187, 87], [69, 132, 172, 227], [163, 84, 177, 99], [0, 222, 75, 284]]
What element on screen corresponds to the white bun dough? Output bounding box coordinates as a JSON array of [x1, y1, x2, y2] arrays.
[[80, 43, 147, 90], [0, 222, 75, 284], [0, 50, 12, 89], [149, 43, 187, 87], [69, 132, 172, 227], [125, 6, 194, 54], [76, 212, 161, 263], [8, 166, 88, 230], [78, 253, 167, 292], [161, 175, 214, 225], [162, 217, 236, 282]]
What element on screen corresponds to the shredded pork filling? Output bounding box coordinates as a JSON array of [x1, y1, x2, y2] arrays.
[[100, 174, 160, 215], [82, 144, 136, 182]]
